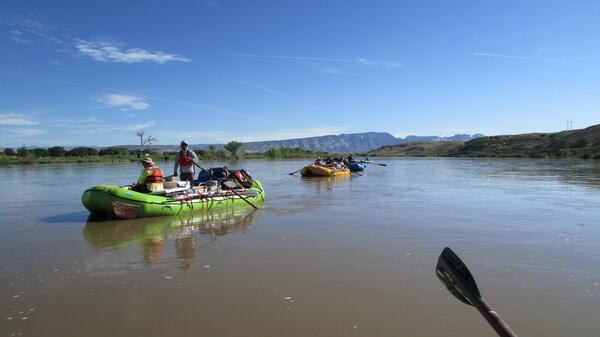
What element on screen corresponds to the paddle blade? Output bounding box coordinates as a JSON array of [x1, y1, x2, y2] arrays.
[[436, 247, 481, 306]]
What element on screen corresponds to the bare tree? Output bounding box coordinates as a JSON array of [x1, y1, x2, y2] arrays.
[[136, 130, 157, 157]]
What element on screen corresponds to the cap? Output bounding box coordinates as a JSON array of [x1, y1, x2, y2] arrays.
[[180, 140, 189, 146]]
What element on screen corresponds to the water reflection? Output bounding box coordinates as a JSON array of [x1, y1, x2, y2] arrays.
[[300, 175, 351, 192], [83, 208, 261, 269], [465, 159, 600, 189]]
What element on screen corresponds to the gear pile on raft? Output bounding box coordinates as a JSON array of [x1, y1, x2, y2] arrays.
[[81, 141, 265, 219]]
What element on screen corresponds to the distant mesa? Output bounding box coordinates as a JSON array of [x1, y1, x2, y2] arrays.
[[368, 124, 600, 159], [221, 132, 483, 154]]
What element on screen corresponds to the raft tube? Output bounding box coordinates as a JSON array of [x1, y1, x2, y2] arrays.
[[300, 165, 350, 177], [82, 181, 265, 219], [346, 162, 365, 171]]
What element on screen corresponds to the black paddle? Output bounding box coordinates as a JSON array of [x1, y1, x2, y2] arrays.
[[436, 247, 517, 337], [196, 165, 258, 210], [289, 168, 302, 175]]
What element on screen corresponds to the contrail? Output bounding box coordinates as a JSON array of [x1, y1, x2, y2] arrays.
[[220, 52, 403, 67], [473, 52, 570, 64]]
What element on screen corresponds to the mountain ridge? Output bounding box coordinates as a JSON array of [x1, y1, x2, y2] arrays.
[[7, 132, 484, 153], [368, 124, 600, 159]]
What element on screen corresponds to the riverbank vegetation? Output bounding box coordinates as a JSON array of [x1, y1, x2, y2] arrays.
[[0, 143, 331, 165]]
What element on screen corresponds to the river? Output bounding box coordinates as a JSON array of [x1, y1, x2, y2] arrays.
[[0, 158, 599, 337]]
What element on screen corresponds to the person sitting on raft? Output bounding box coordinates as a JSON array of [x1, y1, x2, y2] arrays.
[[132, 157, 165, 193], [325, 156, 334, 166], [314, 157, 322, 166], [347, 154, 355, 162]]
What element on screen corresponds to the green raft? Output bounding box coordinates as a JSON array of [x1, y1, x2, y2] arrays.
[[82, 180, 265, 219]]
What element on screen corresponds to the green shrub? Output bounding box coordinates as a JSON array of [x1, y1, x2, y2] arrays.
[[3, 148, 16, 156]]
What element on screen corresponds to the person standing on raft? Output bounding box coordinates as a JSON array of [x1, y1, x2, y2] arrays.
[[174, 140, 201, 186], [133, 157, 165, 193]]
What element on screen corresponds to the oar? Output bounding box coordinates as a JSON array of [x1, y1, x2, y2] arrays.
[[197, 166, 258, 210], [359, 160, 386, 166], [436, 247, 517, 337], [351, 171, 362, 176], [289, 168, 302, 175]]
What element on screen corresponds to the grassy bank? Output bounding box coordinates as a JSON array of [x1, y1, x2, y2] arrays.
[[0, 155, 149, 165], [0, 147, 332, 165]]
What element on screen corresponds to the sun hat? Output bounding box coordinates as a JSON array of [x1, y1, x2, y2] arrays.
[[141, 157, 154, 165]]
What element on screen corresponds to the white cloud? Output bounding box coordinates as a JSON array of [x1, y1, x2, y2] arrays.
[[109, 121, 155, 131], [98, 94, 150, 110], [7, 26, 187, 64], [2, 128, 47, 137], [9, 30, 31, 44], [12, 14, 55, 32], [221, 53, 403, 68], [75, 39, 191, 64], [68, 121, 155, 134], [0, 113, 38, 125], [25, 29, 64, 44]]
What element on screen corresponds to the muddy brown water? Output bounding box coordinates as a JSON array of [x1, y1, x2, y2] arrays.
[[0, 158, 599, 337]]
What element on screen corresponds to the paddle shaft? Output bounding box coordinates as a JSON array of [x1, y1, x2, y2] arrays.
[[475, 298, 517, 337], [289, 168, 302, 175], [198, 166, 258, 209]]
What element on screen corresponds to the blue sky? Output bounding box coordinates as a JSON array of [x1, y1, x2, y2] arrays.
[[1, 0, 599, 147]]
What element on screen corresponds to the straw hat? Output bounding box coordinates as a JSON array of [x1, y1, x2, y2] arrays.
[[141, 157, 154, 165]]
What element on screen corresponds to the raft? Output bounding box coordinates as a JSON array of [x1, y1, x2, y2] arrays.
[[82, 180, 265, 219], [300, 164, 350, 177], [346, 162, 365, 171]]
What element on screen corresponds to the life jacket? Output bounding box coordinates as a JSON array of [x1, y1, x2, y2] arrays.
[[144, 165, 165, 184], [178, 150, 193, 166]]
